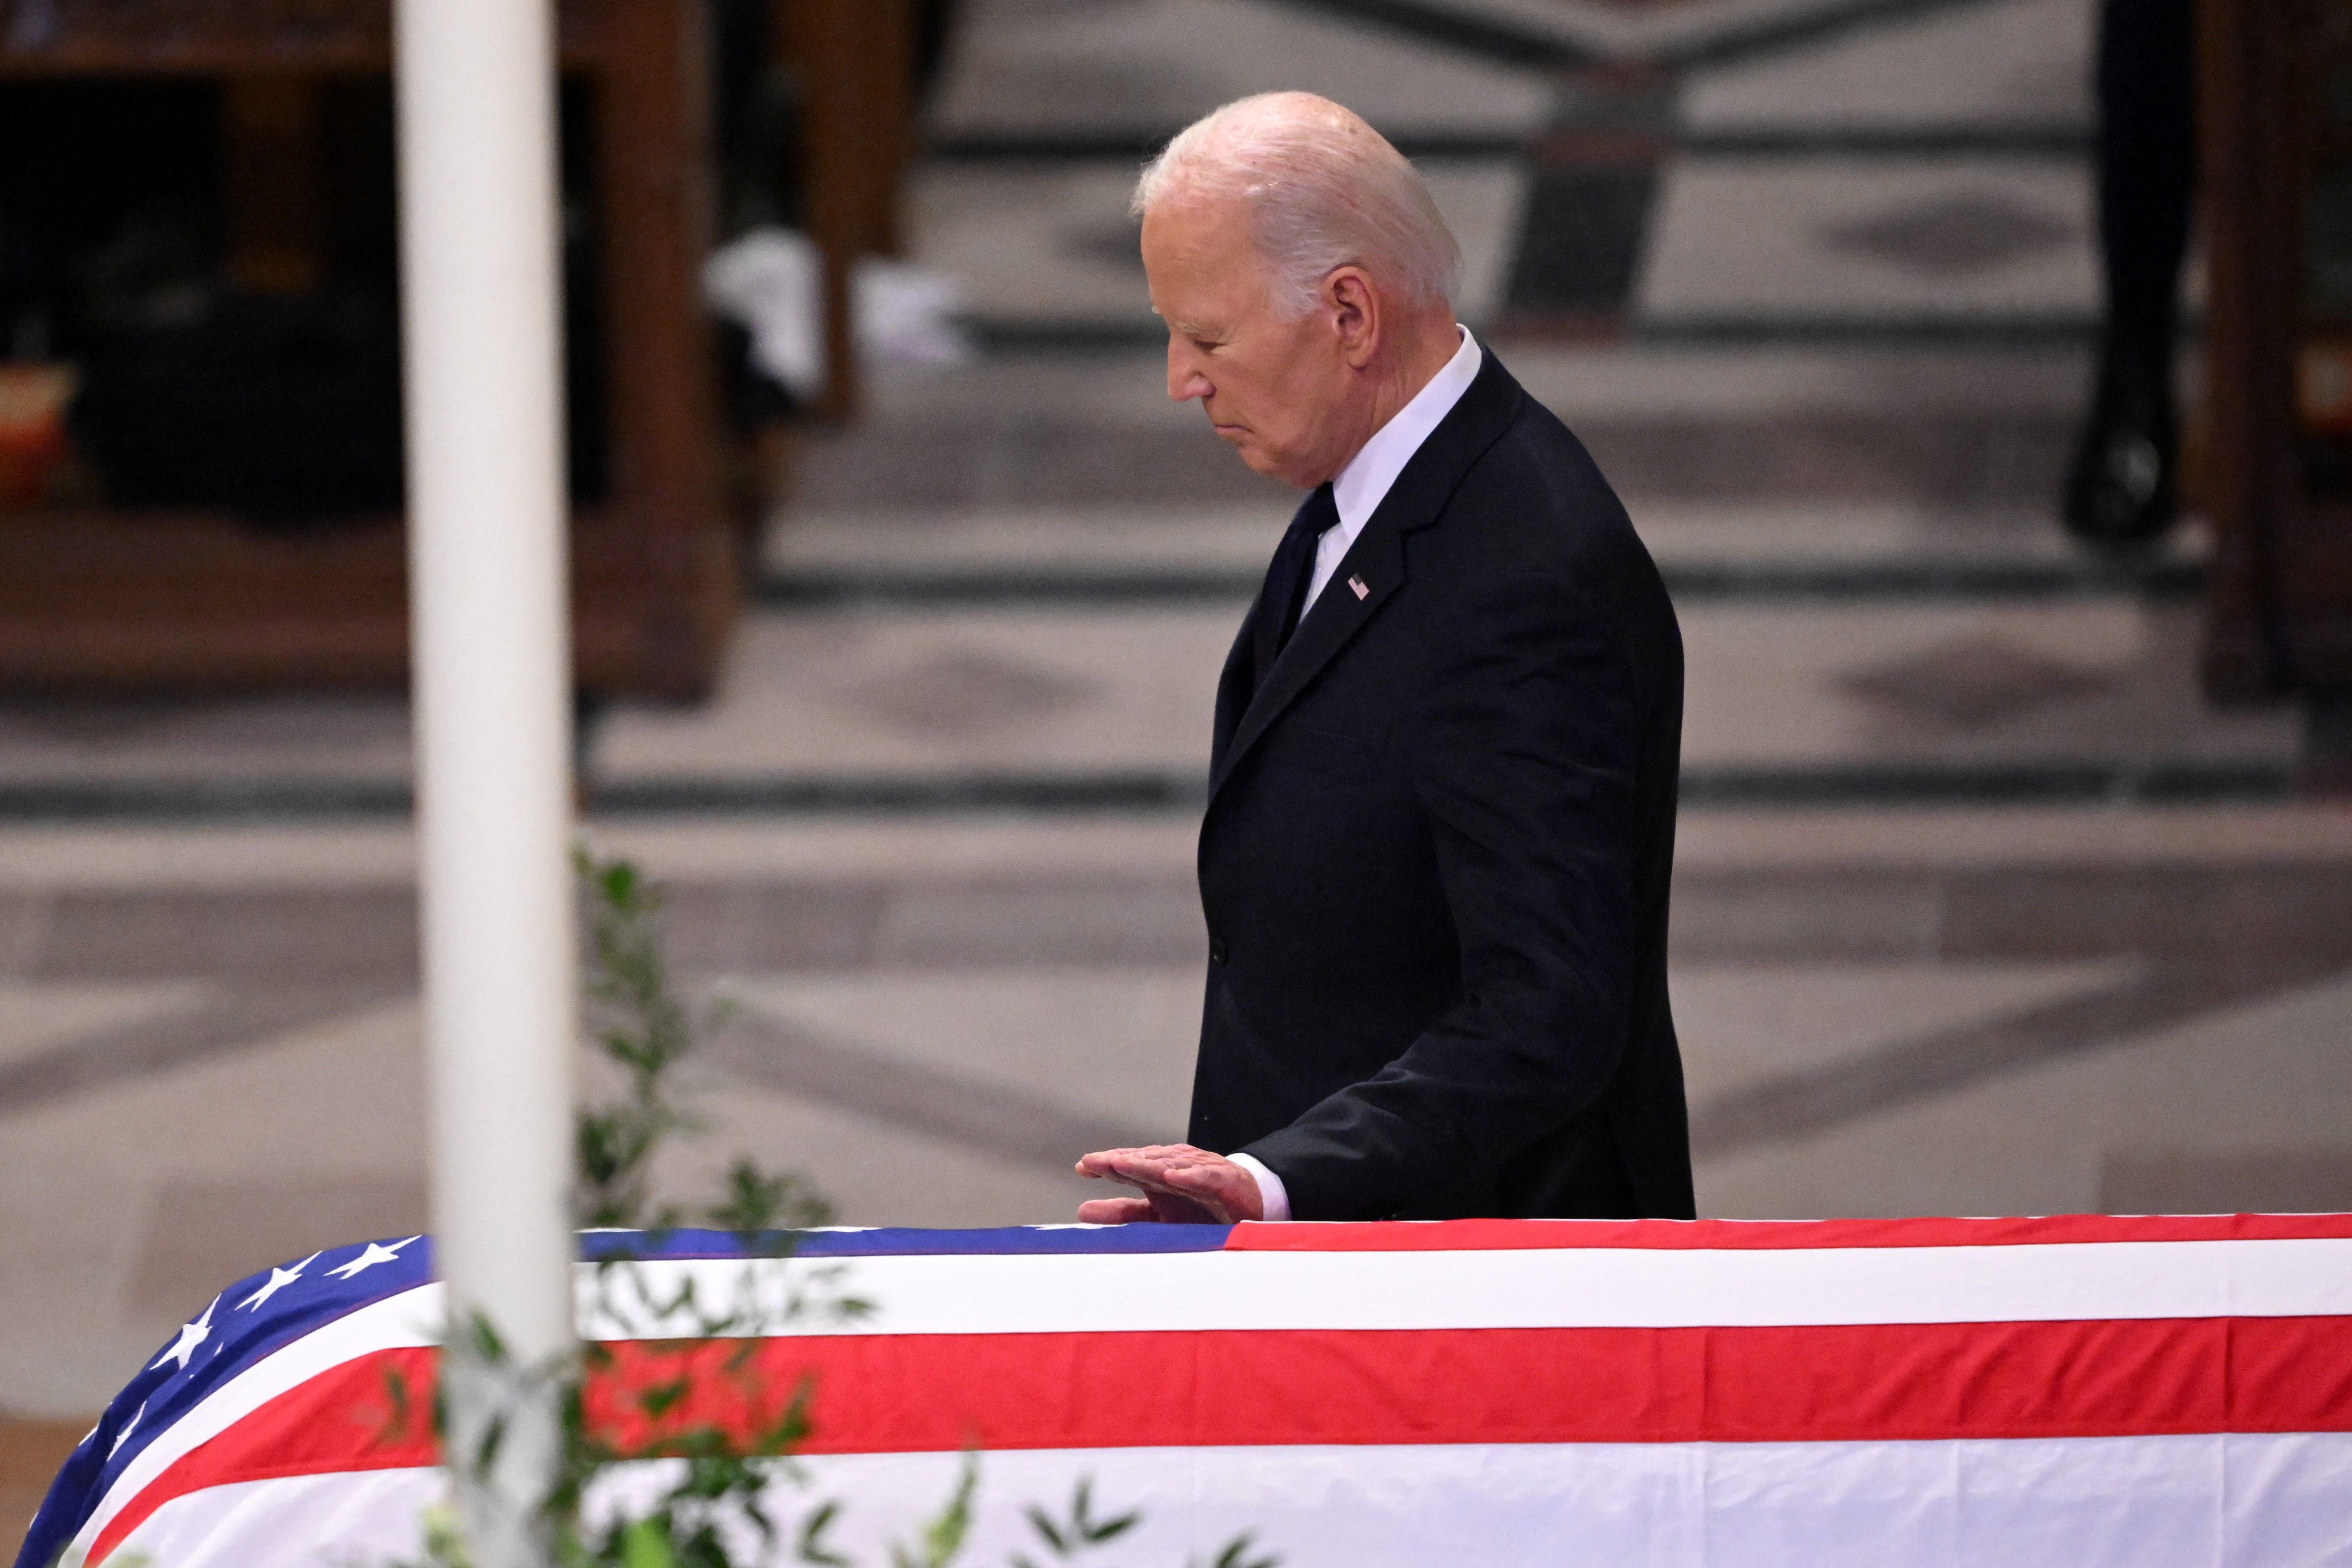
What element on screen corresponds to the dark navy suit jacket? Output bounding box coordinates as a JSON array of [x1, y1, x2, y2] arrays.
[[1189, 350, 1694, 1221]]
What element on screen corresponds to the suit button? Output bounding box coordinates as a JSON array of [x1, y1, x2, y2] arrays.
[[1209, 937, 1229, 964]]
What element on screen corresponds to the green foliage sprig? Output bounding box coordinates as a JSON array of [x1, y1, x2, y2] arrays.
[[573, 849, 830, 1238], [400, 849, 1276, 1568]]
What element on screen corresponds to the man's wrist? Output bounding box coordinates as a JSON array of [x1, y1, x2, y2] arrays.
[[1225, 1151, 1292, 1223]]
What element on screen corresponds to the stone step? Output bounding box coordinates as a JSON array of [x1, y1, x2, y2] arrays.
[[0, 584, 2299, 820], [798, 344, 2096, 512]]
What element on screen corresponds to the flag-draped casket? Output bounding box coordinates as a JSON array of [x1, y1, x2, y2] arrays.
[[18, 1215, 2352, 1567]]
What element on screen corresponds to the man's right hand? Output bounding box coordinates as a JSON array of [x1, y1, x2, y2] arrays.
[[1074, 1143, 1265, 1223]]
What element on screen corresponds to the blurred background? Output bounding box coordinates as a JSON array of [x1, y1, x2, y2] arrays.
[[6, 0, 2352, 1525]]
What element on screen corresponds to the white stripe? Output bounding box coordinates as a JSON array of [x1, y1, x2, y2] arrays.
[[584, 1238, 2352, 1339], [101, 1469, 439, 1568], [788, 1436, 2352, 1568], [108, 1435, 2352, 1568], [69, 1285, 445, 1564]]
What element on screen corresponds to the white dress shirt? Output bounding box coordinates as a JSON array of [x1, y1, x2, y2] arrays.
[[1304, 325, 1484, 613], [1225, 325, 1484, 1225]]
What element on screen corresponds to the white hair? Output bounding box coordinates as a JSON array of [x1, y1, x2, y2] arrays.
[[1131, 92, 1462, 318]]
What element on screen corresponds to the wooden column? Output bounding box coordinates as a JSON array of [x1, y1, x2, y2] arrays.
[[581, 0, 737, 695], [0, 0, 743, 698], [2200, 0, 2352, 702], [2198, 0, 2310, 699], [773, 0, 915, 421]]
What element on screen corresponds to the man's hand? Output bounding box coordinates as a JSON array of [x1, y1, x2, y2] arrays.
[[1074, 1143, 1265, 1224]]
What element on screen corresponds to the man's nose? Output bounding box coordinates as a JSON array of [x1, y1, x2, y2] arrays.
[[1166, 340, 1208, 402]]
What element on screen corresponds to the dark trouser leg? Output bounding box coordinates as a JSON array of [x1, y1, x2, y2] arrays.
[[2066, 0, 2197, 545]]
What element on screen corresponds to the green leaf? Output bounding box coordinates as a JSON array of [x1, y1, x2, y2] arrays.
[[464, 1310, 509, 1363], [1084, 1509, 1139, 1545], [895, 1450, 978, 1568], [1023, 1504, 1069, 1556], [797, 1501, 853, 1567], [379, 1365, 416, 1444], [1207, 1532, 1280, 1568], [638, 1376, 691, 1419], [619, 1518, 677, 1568]]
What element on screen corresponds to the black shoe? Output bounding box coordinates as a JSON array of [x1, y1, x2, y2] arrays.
[[2063, 347, 2179, 549]]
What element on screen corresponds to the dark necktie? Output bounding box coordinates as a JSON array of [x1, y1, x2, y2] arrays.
[[1253, 482, 1339, 683]]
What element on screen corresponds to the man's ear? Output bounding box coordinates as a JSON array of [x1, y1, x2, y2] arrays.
[[1325, 267, 1381, 368]]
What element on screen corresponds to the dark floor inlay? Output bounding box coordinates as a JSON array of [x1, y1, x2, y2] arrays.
[[1824, 192, 2077, 278], [1267, 0, 1590, 69], [1501, 75, 1675, 332], [1838, 634, 2122, 731], [1676, 760, 2294, 807], [1503, 163, 1662, 324], [0, 778, 413, 824], [591, 772, 1204, 817]]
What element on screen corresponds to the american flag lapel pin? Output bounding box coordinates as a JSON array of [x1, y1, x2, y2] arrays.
[[1348, 574, 1370, 600]]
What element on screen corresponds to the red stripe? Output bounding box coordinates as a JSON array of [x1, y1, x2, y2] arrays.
[[764, 1318, 2352, 1450], [94, 1347, 437, 1563], [95, 1314, 2352, 1561], [1227, 1214, 2352, 1252]]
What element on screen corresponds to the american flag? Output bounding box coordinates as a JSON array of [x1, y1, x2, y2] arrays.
[[20, 1214, 2352, 1567]]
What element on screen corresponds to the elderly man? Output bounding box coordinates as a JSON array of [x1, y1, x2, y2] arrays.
[[1076, 93, 1690, 1225]]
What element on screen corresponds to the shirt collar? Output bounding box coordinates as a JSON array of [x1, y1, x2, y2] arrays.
[[1328, 325, 1483, 539]]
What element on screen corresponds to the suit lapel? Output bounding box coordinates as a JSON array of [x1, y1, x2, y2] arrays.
[[1209, 524, 1400, 802], [1207, 352, 1528, 806], [1208, 600, 1258, 777]]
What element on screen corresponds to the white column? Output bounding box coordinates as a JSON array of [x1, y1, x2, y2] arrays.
[[394, 0, 577, 1560]]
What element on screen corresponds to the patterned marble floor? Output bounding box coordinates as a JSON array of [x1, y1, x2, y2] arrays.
[[930, 0, 1556, 142], [7, 0, 2350, 1520], [1679, 0, 2089, 128], [923, 0, 2111, 339]]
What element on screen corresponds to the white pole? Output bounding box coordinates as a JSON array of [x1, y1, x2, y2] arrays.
[[394, 0, 576, 1559]]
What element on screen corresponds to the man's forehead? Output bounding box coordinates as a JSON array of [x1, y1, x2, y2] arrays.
[[1142, 201, 1264, 327], [1150, 290, 1234, 340]]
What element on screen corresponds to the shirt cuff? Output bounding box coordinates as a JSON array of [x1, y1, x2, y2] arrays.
[[1226, 1151, 1292, 1223]]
